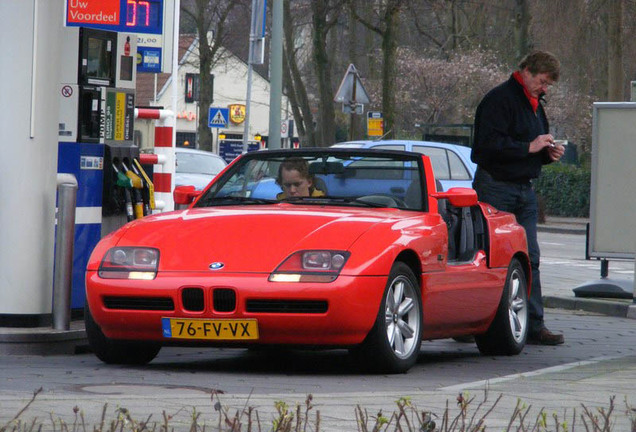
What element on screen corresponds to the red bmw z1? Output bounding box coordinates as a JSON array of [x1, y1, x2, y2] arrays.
[[85, 148, 530, 373]]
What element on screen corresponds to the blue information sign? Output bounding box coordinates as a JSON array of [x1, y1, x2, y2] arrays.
[[208, 107, 229, 128], [137, 46, 162, 73], [219, 140, 259, 164]]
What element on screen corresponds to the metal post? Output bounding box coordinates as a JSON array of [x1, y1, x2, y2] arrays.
[[53, 174, 77, 331], [268, 0, 283, 149], [600, 259, 609, 278], [349, 78, 357, 141], [243, 0, 260, 152], [633, 257, 636, 304]]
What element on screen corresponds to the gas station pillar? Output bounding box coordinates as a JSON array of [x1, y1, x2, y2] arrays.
[[0, 1, 64, 325]]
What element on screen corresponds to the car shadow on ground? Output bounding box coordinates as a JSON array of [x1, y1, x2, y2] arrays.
[[140, 341, 481, 376]]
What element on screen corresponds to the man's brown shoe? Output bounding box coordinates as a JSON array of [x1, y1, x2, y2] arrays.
[[528, 328, 564, 345]]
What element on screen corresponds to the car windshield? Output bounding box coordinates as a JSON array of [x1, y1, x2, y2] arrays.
[[176, 152, 226, 175], [194, 149, 426, 211]]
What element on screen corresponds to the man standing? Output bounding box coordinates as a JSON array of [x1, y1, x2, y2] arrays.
[[471, 50, 565, 345]]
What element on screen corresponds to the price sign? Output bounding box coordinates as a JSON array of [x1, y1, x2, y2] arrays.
[[66, 0, 163, 34]]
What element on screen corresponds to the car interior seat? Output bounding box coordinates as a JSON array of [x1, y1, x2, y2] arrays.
[[313, 176, 328, 195], [405, 180, 422, 209], [429, 179, 486, 263], [432, 180, 459, 261]]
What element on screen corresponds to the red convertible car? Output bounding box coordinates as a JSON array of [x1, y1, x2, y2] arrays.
[[85, 148, 530, 373]]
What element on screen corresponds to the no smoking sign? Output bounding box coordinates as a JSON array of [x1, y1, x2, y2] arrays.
[[61, 85, 73, 98]]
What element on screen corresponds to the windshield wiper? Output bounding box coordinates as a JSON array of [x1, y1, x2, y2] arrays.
[[288, 196, 389, 208], [202, 195, 278, 206]]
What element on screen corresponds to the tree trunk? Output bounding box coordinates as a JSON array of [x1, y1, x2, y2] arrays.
[[381, 5, 400, 139], [312, 0, 337, 146], [607, 0, 623, 101], [282, 0, 316, 147], [513, 0, 531, 63]]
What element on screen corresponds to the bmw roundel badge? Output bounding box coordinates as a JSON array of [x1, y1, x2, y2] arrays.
[[209, 262, 225, 270]]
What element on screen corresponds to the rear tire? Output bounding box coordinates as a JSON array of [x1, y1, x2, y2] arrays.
[[85, 303, 161, 365], [351, 262, 422, 373], [475, 258, 528, 355]]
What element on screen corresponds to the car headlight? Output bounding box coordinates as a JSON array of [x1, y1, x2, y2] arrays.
[[98, 247, 159, 280], [269, 250, 350, 283]]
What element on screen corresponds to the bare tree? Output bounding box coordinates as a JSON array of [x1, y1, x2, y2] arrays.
[[282, 0, 316, 147], [180, 0, 245, 151], [406, 0, 516, 60], [311, 0, 347, 146], [351, 0, 405, 139], [607, 0, 623, 101], [513, 0, 531, 62]]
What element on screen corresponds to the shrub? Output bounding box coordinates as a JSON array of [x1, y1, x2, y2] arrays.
[[535, 163, 591, 218], [4, 389, 635, 432]]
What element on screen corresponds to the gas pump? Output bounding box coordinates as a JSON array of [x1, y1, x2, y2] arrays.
[[57, 26, 144, 311]]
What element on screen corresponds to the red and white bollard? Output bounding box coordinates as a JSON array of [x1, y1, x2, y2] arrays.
[[135, 108, 175, 212]]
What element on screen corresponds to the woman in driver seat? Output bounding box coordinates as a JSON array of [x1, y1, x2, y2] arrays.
[[276, 157, 326, 199]]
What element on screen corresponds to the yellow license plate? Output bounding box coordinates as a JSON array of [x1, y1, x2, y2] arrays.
[[162, 318, 259, 340]]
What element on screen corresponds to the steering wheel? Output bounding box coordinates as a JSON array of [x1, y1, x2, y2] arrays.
[[359, 194, 405, 208]]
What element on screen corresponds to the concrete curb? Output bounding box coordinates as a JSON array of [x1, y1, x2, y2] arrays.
[[537, 225, 586, 235], [0, 322, 87, 355], [544, 295, 636, 319]]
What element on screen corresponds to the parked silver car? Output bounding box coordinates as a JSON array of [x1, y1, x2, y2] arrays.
[[332, 140, 476, 191], [175, 148, 227, 190]]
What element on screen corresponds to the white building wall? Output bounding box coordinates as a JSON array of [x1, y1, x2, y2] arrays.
[[0, 0, 63, 317]]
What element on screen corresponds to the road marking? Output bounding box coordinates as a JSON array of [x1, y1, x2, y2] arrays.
[[439, 356, 623, 392]]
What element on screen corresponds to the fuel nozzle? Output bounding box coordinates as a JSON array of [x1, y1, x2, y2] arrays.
[[122, 161, 145, 219], [113, 163, 133, 188], [133, 158, 155, 216], [113, 163, 134, 221], [122, 161, 143, 189]]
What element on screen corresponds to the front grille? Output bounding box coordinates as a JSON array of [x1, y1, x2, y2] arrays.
[[213, 288, 236, 312], [245, 300, 328, 314], [182, 287, 204, 312], [103, 296, 174, 311]]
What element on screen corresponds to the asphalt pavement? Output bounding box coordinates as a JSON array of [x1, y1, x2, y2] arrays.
[[1, 216, 635, 431]]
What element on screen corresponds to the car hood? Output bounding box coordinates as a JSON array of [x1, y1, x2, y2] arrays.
[[114, 205, 396, 272]]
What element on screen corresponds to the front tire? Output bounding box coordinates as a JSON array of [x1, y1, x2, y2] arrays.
[[85, 303, 161, 365], [352, 262, 422, 373], [475, 258, 528, 355]]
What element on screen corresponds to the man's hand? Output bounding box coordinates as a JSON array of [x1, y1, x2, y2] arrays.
[[529, 134, 554, 153], [529, 134, 565, 161], [547, 143, 565, 161]]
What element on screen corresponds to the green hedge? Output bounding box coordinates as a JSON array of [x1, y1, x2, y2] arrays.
[[534, 163, 591, 217]]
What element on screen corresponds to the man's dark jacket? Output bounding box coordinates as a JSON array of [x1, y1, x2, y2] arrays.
[[471, 74, 552, 183]]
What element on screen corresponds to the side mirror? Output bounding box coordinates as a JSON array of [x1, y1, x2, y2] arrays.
[[430, 187, 478, 207], [174, 185, 201, 205]]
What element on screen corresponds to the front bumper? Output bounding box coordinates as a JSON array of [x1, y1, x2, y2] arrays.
[[86, 271, 387, 346]]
